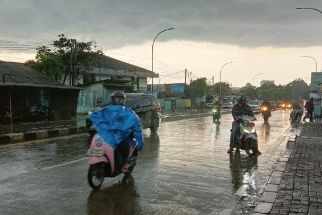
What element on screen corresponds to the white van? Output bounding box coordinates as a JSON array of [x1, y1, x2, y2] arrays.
[[248, 100, 261, 113]]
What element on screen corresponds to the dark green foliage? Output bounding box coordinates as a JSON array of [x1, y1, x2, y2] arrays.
[[25, 34, 103, 85], [185, 78, 208, 99]]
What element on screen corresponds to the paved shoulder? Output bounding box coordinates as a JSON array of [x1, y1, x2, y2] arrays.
[[253, 123, 322, 214]]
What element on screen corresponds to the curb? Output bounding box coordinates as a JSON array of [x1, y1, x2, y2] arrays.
[[0, 111, 225, 145], [0, 126, 86, 145]]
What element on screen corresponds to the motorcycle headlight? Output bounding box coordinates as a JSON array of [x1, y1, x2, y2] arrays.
[[261, 106, 268, 111], [244, 129, 251, 134], [212, 109, 218, 113], [244, 125, 256, 133]]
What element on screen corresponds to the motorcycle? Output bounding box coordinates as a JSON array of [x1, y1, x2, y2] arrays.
[[290, 108, 303, 123], [260, 105, 271, 123], [86, 134, 138, 189], [212, 106, 221, 123], [231, 115, 261, 156]]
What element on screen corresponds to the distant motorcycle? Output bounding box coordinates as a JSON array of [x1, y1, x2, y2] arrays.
[[86, 134, 138, 189], [261, 105, 271, 123], [290, 108, 303, 123], [231, 115, 261, 156], [212, 106, 221, 123]]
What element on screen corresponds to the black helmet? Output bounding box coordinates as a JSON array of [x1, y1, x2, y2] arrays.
[[238, 94, 247, 103], [111, 91, 126, 99]]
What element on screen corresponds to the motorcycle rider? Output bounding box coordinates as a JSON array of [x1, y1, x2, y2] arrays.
[[303, 97, 314, 122], [214, 100, 221, 109], [212, 100, 221, 122], [290, 101, 303, 122], [89, 91, 144, 172], [260, 100, 271, 116], [228, 95, 260, 154]]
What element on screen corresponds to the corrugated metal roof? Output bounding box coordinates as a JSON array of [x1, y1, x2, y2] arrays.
[[96, 55, 159, 78]]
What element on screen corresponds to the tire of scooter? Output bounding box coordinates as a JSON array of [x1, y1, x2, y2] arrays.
[[125, 164, 136, 176], [213, 114, 220, 123], [246, 139, 258, 156], [125, 152, 138, 176], [263, 115, 269, 123], [88, 163, 105, 190]]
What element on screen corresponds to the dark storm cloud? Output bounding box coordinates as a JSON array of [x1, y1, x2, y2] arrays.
[[1, 0, 322, 49]]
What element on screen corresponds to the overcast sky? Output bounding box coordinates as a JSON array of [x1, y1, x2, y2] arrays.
[[1, 0, 322, 87]]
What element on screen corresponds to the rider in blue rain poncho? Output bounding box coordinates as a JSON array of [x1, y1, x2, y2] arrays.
[[89, 91, 144, 152]]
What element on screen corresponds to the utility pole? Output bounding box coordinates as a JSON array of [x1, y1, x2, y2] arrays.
[[69, 40, 74, 86], [184, 68, 187, 85], [69, 39, 78, 86]]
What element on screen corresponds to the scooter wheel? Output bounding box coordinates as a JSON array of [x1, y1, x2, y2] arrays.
[[124, 160, 136, 176], [88, 163, 105, 189]]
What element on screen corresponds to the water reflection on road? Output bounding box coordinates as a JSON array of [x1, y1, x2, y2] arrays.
[[0, 110, 293, 214], [87, 175, 140, 215]]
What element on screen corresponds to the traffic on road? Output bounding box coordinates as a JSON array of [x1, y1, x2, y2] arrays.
[[0, 109, 296, 214]]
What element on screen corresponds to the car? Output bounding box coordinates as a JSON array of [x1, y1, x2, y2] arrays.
[[125, 93, 161, 132], [248, 100, 261, 113], [268, 101, 277, 111], [222, 101, 233, 109], [276, 101, 284, 109], [86, 93, 162, 135], [280, 100, 292, 109], [205, 102, 215, 108]]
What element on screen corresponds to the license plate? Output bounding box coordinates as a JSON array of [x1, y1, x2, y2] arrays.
[[86, 148, 104, 156]]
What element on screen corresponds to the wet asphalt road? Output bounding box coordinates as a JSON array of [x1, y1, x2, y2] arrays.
[[0, 110, 298, 215]]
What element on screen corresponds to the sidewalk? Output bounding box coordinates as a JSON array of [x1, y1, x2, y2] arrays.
[[253, 122, 322, 214]]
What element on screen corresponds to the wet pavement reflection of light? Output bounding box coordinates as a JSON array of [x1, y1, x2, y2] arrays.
[[0, 110, 294, 214], [86, 175, 141, 215]]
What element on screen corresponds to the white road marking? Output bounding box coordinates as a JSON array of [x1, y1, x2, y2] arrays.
[[42, 157, 87, 170]]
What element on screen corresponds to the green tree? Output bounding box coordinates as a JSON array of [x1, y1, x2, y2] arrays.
[[240, 83, 257, 99], [255, 79, 309, 101], [186, 78, 208, 98], [286, 78, 309, 100], [26, 34, 103, 85], [212, 82, 231, 97], [25, 46, 64, 81]]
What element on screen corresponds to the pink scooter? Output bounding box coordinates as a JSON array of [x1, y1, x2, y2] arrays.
[[86, 134, 138, 189]]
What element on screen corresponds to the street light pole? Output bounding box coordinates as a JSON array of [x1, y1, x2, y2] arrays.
[[151, 27, 175, 95], [252, 73, 263, 86], [296, 7, 322, 14], [219, 62, 232, 104], [301, 56, 318, 72], [296, 7, 322, 72]]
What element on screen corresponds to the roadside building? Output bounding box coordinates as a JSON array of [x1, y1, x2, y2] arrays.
[[76, 55, 158, 113], [150, 83, 191, 112], [0, 60, 80, 133], [309, 72, 322, 120]]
